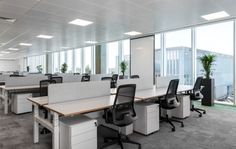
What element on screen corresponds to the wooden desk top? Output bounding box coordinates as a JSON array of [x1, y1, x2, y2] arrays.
[[0, 85, 40, 91], [44, 95, 142, 117], [28, 96, 48, 106]]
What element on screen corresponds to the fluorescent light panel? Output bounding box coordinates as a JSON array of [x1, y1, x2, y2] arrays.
[[69, 19, 93, 26], [19, 43, 32, 46], [1, 51, 10, 54], [8, 48, 19, 51], [37, 34, 54, 39], [201, 11, 230, 20], [85, 41, 97, 44], [124, 31, 142, 36]]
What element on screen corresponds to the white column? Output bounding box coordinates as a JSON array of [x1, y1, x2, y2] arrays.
[[234, 20, 236, 105], [33, 103, 39, 143], [52, 112, 59, 149]]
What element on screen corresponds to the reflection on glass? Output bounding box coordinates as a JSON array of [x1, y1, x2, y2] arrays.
[[165, 29, 192, 85], [196, 21, 234, 104]]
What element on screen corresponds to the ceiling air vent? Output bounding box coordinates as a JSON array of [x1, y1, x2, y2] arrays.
[[0, 16, 16, 23]]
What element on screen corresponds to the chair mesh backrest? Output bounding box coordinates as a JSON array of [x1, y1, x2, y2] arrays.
[[81, 75, 90, 82], [130, 75, 139, 79], [119, 75, 124, 79], [113, 84, 136, 119], [45, 73, 52, 79], [166, 79, 179, 99], [193, 77, 203, 91], [40, 80, 56, 96], [101, 77, 112, 81], [112, 74, 118, 81], [51, 76, 63, 83]]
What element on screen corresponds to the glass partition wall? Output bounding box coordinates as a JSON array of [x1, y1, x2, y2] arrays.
[[155, 20, 235, 105], [26, 19, 236, 105]]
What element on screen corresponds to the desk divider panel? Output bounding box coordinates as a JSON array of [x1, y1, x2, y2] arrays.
[[60, 75, 82, 83], [117, 78, 153, 91], [0, 75, 9, 82], [156, 76, 178, 88], [90, 74, 112, 81], [5, 76, 47, 87], [48, 81, 110, 104]]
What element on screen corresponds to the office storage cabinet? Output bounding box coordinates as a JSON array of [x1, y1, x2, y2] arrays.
[[11, 93, 32, 114], [60, 115, 97, 149], [171, 95, 190, 119], [134, 102, 159, 135]]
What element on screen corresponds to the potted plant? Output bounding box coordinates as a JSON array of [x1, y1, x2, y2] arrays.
[[36, 65, 43, 73], [60, 63, 68, 73], [26, 66, 30, 72], [120, 60, 128, 77], [199, 54, 216, 106], [85, 65, 91, 74]]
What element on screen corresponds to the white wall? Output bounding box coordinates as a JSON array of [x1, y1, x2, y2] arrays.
[[130, 36, 154, 86], [0, 59, 19, 72]]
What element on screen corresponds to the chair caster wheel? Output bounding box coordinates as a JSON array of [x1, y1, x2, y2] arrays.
[[203, 111, 206, 114], [172, 128, 175, 132], [181, 123, 184, 127], [199, 114, 202, 117]]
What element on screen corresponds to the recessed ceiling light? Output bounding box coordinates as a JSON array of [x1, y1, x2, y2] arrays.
[[201, 11, 230, 20], [124, 31, 142, 36], [8, 48, 19, 51], [85, 41, 98, 44], [1, 51, 10, 54], [19, 43, 32, 46], [61, 47, 71, 49], [69, 19, 93, 26], [37, 34, 54, 39]]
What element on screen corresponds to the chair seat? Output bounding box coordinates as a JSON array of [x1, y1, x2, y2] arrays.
[[103, 109, 136, 127], [160, 96, 180, 109]]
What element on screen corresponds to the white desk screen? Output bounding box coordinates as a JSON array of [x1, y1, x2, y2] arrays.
[[48, 81, 110, 104], [5, 76, 47, 87], [117, 79, 153, 91]]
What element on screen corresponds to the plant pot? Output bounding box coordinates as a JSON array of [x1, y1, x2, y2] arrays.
[[201, 78, 215, 106]]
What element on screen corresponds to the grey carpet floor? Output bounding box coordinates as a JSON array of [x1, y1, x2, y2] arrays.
[[1, 103, 236, 149]]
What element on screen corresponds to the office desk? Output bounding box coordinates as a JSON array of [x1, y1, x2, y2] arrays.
[[0, 85, 40, 114], [30, 95, 143, 149], [135, 85, 193, 99], [28, 85, 192, 149]]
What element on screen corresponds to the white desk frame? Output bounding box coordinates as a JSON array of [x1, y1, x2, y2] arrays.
[[0, 85, 39, 114]]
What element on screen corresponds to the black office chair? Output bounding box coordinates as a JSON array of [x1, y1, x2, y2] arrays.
[[130, 75, 139, 79], [101, 84, 141, 149], [111, 74, 118, 88], [81, 75, 90, 82], [159, 79, 184, 132], [188, 77, 206, 117], [10, 74, 24, 77], [45, 73, 52, 79], [119, 75, 124, 79], [101, 77, 112, 81], [51, 76, 63, 83]]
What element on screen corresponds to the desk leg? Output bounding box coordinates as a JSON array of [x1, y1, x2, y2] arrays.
[[3, 90, 8, 114], [52, 112, 59, 149], [33, 103, 39, 143]]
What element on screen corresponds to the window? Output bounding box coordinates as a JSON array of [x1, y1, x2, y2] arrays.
[[106, 42, 119, 74], [196, 21, 234, 104], [52, 52, 59, 73], [74, 48, 82, 73], [83, 46, 92, 74], [165, 28, 192, 85], [66, 50, 73, 73], [27, 55, 46, 73], [155, 34, 162, 77], [122, 39, 130, 75], [59, 51, 66, 66]]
